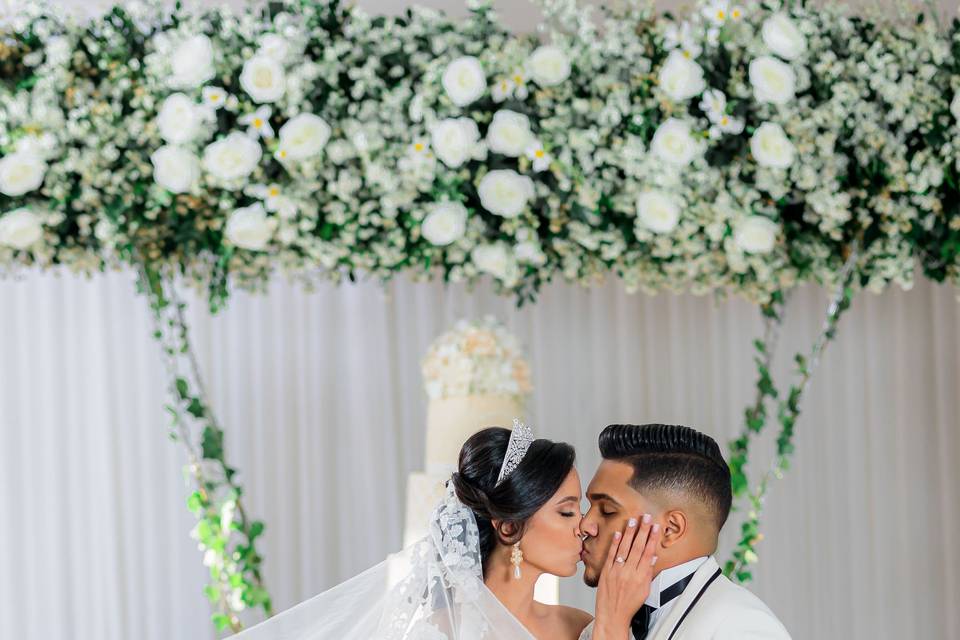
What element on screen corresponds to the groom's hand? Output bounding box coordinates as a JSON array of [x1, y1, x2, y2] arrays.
[[592, 514, 662, 640]]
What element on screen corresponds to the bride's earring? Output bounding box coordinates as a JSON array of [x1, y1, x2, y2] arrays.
[[510, 542, 523, 580]]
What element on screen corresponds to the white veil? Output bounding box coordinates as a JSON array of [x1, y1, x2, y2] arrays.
[[234, 482, 534, 640]]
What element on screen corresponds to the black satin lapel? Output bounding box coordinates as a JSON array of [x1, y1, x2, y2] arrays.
[[665, 568, 722, 640]]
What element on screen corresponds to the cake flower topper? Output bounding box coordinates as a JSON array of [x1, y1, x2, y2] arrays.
[[495, 418, 535, 486], [421, 316, 532, 401]]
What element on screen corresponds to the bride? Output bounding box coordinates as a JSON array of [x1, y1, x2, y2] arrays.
[[235, 422, 658, 639]]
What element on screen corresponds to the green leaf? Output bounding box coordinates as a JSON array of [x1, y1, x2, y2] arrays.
[[175, 377, 189, 400]]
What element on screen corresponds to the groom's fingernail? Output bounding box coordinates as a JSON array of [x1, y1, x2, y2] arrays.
[[628, 518, 638, 527], [642, 514, 652, 524]]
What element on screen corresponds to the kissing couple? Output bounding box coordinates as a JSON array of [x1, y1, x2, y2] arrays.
[[237, 423, 791, 640]]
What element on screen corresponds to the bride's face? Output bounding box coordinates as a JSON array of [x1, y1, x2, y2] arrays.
[[516, 469, 584, 578]]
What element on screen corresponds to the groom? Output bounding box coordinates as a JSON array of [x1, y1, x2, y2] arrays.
[[578, 423, 791, 640]]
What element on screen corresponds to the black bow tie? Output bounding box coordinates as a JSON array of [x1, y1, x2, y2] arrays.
[[630, 572, 696, 640]]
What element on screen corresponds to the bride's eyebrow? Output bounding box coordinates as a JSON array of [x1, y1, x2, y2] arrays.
[[556, 496, 580, 505]]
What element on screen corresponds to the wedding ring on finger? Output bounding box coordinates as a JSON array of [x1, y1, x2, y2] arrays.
[[615, 556, 626, 564]]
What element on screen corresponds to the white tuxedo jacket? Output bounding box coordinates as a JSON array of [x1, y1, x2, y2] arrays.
[[579, 557, 791, 640]]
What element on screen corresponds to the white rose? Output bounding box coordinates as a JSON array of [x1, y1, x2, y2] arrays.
[[169, 35, 215, 89], [761, 13, 807, 61], [478, 169, 535, 218], [658, 50, 706, 102], [421, 202, 468, 246], [258, 33, 289, 61], [951, 92, 960, 121], [0, 151, 46, 196], [277, 113, 331, 161], [749, 56, 796, 105], [224, 203, 276, 251], [636, 190, 681, 233], [151, 145, 200, 193], [430, 118, 481, 168], [750, 122, 795, 169], [472, 243, 516, 283], [157, 93, 203, 144], [486, 110, 534, 157], [442, 56, 486, 107], [651, 118, 699, 167], [0, 207, 43, 249], [735, 216, 779, 254], [240, 55, 286, 103], [202, 133, 262, 182], [527, 45, 570, 86]]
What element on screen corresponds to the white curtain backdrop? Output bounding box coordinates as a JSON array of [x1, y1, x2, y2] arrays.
[[1, 268, 958, 640]]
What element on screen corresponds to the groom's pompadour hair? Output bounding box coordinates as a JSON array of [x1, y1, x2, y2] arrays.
[[599, 423, 733, 530]]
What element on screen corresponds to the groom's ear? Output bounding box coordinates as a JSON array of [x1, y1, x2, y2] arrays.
[[659, 510, 688, 548]]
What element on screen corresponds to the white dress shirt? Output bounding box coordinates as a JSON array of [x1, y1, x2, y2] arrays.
[[640, 555, 709, 636]]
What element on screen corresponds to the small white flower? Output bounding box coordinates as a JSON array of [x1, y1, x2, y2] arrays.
[[486, 110, 534, 157], [636, 190, 681, 234], [527, 45, 571, 86], [239, 106, 274, 139], [650, 118, 700, 167], [699, 89, 727, 122], [714, 114, 745, 135], [658, 50, 706, 102], [169, 34, 215, 90], [151, 145, 200, 193], [202, 86, 228, 109], [0, 151, 46, 196], [240, 55, 286, 103], [478, 169, 535, 218], [202, 133, 262, 182], [157, 93, 203, 144], [951, 92, 960, 122], [225, 203, 276, 251], [472, 242, 517, 284], [734, 216, 779, 254], [248, 183, 298, 218], [702, 1, 730, 25], [663, 21, 702, 59], [761, 13, 807, 61], [45, 36, 72, 66], [524, 141, 551, 172], [430, 118, 481, 168], [14, 133, 57, 158], [0, 207, 43, 249], [514, 241, 546, 266], [750, 122, 795, 169], [749, 56, 796, 105], [258, 33, 290, 62], [442, 56, 486, 107], [422, 201, 468, 246], [277, 113, 331, 161], [491, 77, 515, 103]]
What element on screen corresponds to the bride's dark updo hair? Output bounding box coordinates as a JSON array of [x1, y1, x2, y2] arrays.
[[450, 426, 575, 574]]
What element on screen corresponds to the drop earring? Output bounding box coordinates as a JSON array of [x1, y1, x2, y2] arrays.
[[510, 542, 523, 580]]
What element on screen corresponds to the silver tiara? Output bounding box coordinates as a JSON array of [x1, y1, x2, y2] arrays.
[[495, 418, 535, 486]]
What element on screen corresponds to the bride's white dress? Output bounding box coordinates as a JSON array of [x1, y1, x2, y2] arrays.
[[234, 484, 535, 639]]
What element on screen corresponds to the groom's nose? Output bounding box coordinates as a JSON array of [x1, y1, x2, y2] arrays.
[[579, 512, 599, 538]]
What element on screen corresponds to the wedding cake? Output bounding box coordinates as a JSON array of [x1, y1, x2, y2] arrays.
[[400, 317, 558, 603], [403, 317, 531, 548]]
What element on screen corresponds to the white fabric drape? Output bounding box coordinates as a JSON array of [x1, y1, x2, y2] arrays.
[[1, 269, 958, 640]]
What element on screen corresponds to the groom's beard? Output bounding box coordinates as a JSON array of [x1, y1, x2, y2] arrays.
[[583, 572, 600, 588]]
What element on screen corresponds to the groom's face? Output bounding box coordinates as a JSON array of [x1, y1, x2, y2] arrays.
[[579, 459, 659, 587]]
